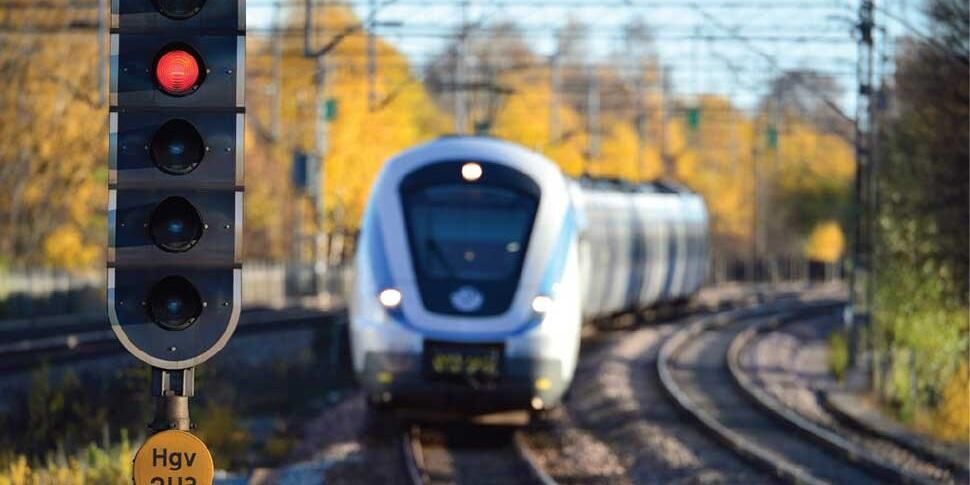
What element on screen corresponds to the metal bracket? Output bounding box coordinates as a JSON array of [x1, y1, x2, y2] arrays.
[[152, 367, 195, 397], [149, 367, 195, 432]]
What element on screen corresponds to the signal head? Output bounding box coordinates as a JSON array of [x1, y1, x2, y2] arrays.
[[110, 0, 244, 370]]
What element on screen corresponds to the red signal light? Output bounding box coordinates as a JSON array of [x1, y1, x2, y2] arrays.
[[155, 49, 201, 96]]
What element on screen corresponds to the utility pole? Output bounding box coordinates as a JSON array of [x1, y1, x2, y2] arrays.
[[454, 0, 469, 134], [549, 51, 562, 145], [691, 26, 700, 101], [849, 0, 876, 367], [765, 96, 780, 281], [313, 54, 329, 275], [96, 0, 106, 105], [659, 66, 673, 179], [751, 130, 762, 282], [367, 0, 377, 110], [634, 64, 646, 181], [271, 1, 282, 140], [586, 66, 600, 166], [302, 0, 336, 291]]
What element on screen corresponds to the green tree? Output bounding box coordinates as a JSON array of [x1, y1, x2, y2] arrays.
[[872, 0, 969, 437]]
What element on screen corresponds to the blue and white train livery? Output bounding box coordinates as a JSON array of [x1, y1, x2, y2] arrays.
[[349, 136, 708, 413]]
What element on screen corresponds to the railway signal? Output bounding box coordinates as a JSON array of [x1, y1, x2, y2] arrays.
[[108, 0, 244, 371], [108, 0, 245, 446]]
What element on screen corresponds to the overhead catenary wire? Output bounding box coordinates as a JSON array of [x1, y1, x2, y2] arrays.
[[0, 0, 905, 122]]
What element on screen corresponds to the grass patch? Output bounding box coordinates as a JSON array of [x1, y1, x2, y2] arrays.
[[827, 330, 849, 381], [0, 432, 133, 485]]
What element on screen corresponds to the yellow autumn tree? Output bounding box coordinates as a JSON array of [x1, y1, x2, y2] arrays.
[[593, 121, 639, 180], [242, 4, 448, 259], [42, 227, 99, 270], [672, 96, 758, 253], [492, 68, 588, 177], [0, 2, 106, 269], [805, 221, 846, 262]]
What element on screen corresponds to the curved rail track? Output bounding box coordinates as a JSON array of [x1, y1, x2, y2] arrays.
[[658, 300, 875, 484], [402, 424, 556, 485], [657, 296, 964, 485], [730, 311, 966, 484]]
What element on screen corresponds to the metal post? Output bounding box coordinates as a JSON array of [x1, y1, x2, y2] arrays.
[[367, 0, 377, 110], [149, 368, 194, 432], [453, 0, 469, 134], [849, 0, 875, 368], [751, 137, 761, 282], [96, 0, 106, 105], [313, 55, 329, 282], [659, 66, 672, 178], [586, 66, 600, 164], [635, 65, 646, 181], [271, 1, 282, 140], [549, 51, 561, 145], [767, 97, 780, 282]]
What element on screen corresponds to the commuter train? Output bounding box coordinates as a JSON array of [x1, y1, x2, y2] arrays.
[[349, 136, 709, 414]]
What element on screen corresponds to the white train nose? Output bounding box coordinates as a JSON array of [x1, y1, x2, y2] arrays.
[[349, 136, 708, 416]]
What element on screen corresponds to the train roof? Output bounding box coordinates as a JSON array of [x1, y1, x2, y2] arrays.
[[418, 136, 697, 196], [576, 176, 697, 195]]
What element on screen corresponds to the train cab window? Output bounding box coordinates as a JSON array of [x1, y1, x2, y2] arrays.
[[400, 161, 541, 316], [405, 184, 538, 281]]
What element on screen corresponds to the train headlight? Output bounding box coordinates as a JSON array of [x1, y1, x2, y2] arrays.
[[461, 162, 482, 182], [531, 295, 554, 314], [378, 288, 403, 309]]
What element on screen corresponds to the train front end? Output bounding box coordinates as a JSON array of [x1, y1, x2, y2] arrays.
[[349, 137, 581, 414]]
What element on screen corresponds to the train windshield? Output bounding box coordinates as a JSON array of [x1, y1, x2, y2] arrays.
[[405, 185, 538, 281]]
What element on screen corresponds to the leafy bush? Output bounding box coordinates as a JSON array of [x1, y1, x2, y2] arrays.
[[871, 265, 969, 438]]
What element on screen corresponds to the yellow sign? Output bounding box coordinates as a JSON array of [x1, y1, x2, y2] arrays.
[[133, 430, 214, 485]]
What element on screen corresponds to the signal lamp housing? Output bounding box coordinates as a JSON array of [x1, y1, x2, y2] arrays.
[[149, 196, 204, 253], [148, 275, 203, 330], [153, 0, 206, 19], [155, 47, 203, 96], [150, 119, 205, 175]]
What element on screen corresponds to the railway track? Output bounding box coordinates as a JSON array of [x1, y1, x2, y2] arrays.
[[391, 285, 804, 485], [656, 295, 963, 485], [731, 311, 966, 484], [402, 424, 556, 485], [395, 285, 787, 485], [0, 306, 345, 374]]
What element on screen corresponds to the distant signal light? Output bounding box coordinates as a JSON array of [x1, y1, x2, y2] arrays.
[[155, 48, 203, 96]]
